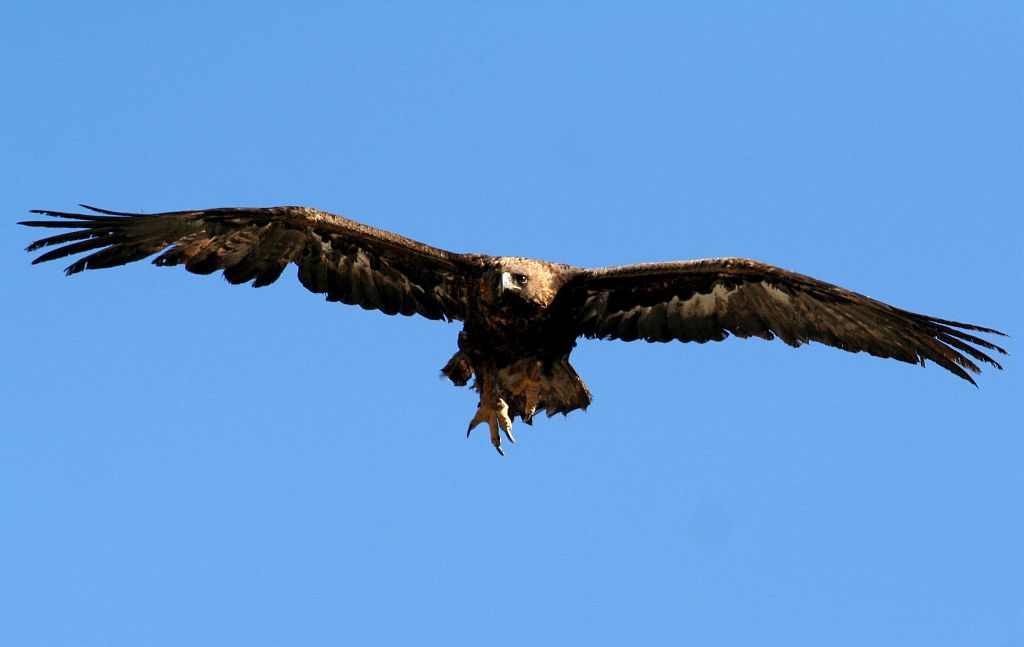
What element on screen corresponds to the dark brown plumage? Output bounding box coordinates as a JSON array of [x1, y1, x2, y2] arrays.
[[22, 205, 1008, 454]]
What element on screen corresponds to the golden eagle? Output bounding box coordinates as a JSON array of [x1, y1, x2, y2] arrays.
[[22, 205, 1007, 454]]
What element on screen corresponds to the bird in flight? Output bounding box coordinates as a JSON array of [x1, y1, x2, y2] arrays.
[[22, 205, 1007, 454]]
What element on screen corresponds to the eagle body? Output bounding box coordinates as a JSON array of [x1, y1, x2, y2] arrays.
[[443, 257, 594, 439], [22, 205, 1007, 454]]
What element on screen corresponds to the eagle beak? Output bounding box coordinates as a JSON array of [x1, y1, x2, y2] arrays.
[[500, 272, 517, 293]]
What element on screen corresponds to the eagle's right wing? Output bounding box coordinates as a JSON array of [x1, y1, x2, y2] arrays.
[[572, 257, 1007, 384], [22, 205, 469, 321]]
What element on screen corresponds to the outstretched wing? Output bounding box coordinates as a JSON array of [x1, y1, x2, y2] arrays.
[[21, 205, 468, 321], [573, 258, 1007, 384]]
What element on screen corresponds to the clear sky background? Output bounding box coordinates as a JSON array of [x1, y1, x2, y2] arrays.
[[2, 3, 1021, 646]]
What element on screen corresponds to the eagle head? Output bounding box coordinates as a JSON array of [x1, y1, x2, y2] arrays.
[[492, 258, 561, 311]]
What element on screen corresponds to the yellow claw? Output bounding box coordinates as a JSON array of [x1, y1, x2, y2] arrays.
[[523, 384, 539, 423], [497, 399, 515, 443], [504, 360, 543, 424], [467, 398, 515, 455]]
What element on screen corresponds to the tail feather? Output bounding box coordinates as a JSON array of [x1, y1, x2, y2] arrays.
[[499, 357, 592, 420]]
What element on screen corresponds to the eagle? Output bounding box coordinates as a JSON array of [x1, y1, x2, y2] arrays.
[[22, 205, 1007, 455]]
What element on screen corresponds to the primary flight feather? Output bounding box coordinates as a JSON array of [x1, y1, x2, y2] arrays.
[[22, 205, 1007, 454]]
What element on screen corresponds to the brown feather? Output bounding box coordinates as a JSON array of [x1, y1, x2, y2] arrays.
[[575, 257, 1006, 383], [21, 205, 469, 321]]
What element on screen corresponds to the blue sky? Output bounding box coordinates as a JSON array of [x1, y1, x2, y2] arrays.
[[2, 3, 1021, 645]]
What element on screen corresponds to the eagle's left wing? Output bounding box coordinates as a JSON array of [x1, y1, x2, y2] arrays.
[[22, 205, 468, 321], [571, 257, 1006, 384]]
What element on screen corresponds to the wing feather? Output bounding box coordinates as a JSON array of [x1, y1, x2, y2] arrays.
[[21, 205, 469, 321], [573, 258, 1006, 384]]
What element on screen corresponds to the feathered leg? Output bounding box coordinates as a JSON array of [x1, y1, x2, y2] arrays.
[[506, 359, 543, 424]]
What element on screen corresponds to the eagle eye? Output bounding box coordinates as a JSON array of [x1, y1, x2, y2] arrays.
[[514, 273, 528, 285]]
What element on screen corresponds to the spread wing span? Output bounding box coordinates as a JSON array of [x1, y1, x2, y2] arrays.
[[21, 205, 468, 321], [575, 258, 1007, 384]]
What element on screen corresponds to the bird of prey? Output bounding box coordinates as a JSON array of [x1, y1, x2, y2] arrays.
[[22, 205, 1007, 454]]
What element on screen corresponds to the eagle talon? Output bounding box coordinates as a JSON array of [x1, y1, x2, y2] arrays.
[[522, 407, 536, 425], [523, 389, 539, 424], [467, 397, 515, 455], [510, 359, 541, 426]]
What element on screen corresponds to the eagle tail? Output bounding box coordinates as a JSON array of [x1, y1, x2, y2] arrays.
[[499, 357, 592, 422]]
